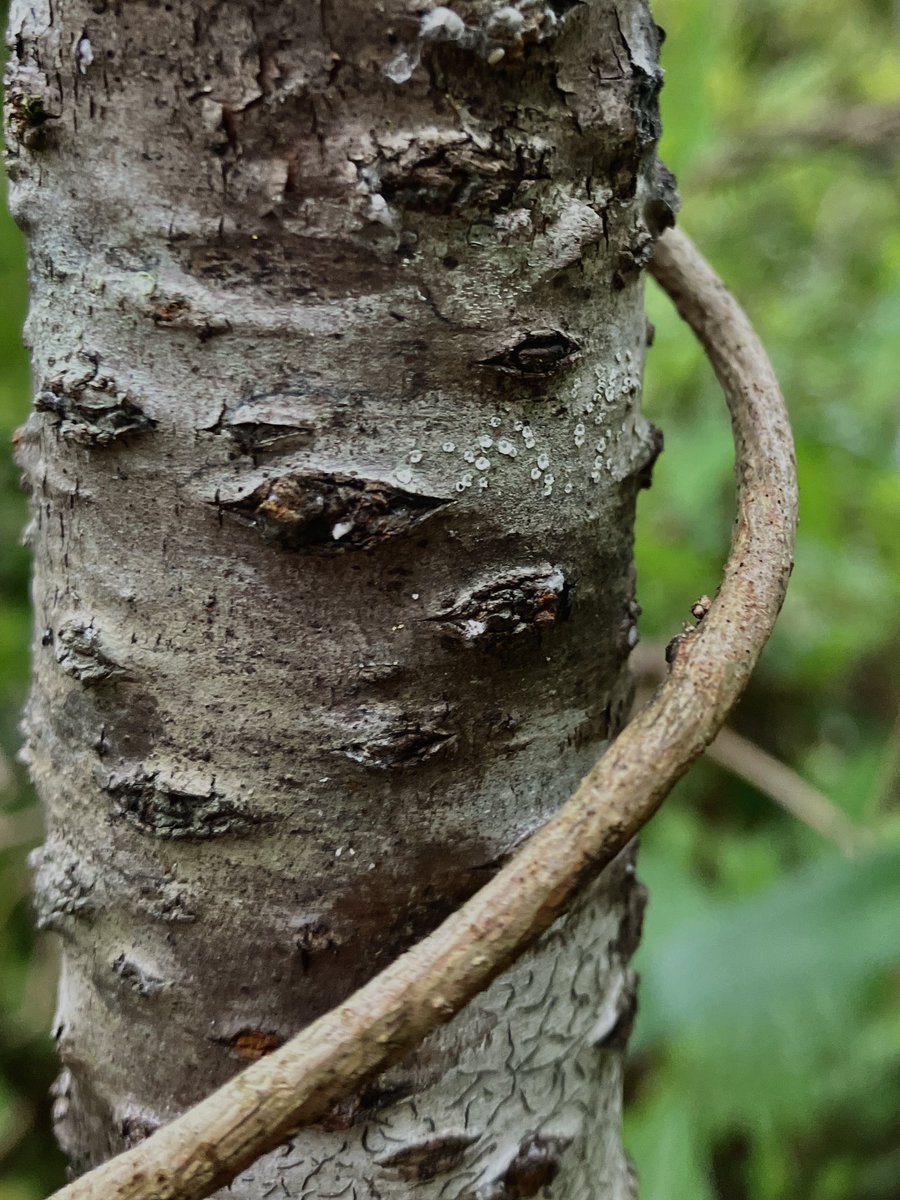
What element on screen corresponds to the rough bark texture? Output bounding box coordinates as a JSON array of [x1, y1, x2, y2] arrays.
[[6, 1, 674, 1196]]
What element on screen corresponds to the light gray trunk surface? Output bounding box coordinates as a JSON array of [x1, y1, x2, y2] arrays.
[[6, 0, 674, 1195]]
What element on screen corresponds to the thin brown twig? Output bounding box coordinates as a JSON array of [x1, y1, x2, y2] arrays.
[[868, 704, 900, 820], [48, 226, 798, 1200], [631, 643, 871, 855], [0, 1097, 36, 1167], [708, 727, 872, 855], [692, 103, 900, 186], [0, 747, 16, 795]]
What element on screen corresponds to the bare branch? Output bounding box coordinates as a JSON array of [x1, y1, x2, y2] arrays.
[[0, 747, 15, 795], [631, 643, 871, 855], [693, 103, 900, 185], [708, 728, 872, 855], [48, 226, 798, 1200], [869, 705, 900, 819]]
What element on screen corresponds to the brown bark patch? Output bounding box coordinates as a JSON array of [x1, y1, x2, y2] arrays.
[[375, 1130, 479, 1181], [501, 1134, 565, 1197], [430, 566, 570, 645], [228, 1029, 284, 1062], [220, 471, 451, 552], [150, 296, 193, 324]]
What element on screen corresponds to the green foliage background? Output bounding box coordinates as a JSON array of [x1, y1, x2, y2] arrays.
[[1, 1, 898, 1196]]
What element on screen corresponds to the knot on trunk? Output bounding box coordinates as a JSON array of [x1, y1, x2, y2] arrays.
[[36, 378, 155, 446], [52, 618, 126, 686], [375, 1130, 480, 1182], [480, 331, 581, 377], [220, 471, 451, 552], [431, 566, 570, 645], [337, 709, 455, 770], [101, 771, 262, 840]]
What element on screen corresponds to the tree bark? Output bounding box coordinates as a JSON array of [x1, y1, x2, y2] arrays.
[[6, 1, 675, 1196]]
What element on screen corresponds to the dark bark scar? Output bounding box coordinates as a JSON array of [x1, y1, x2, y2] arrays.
[[374, 1130, 479, 1181], [219, 471, 452, 552], [430, 567, 570, 644]]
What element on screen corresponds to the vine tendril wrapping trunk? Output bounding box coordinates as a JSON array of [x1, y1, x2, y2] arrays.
[[46, 225, 798, 1200]]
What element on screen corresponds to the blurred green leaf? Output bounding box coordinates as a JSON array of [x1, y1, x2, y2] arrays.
[[638, 847, 900, 1042]]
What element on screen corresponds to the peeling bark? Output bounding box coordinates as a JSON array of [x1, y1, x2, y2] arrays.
[[6, 0, 673, 1196]]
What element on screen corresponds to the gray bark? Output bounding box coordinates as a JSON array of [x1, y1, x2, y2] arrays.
[[5, 0, 674, 1195]]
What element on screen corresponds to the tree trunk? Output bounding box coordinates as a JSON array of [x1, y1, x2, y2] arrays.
[[6, 0, 674, 1195]]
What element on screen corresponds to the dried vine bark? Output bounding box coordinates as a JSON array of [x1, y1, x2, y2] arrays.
[[6, 2, 678, 1199], [44, 226, 798, 1200]]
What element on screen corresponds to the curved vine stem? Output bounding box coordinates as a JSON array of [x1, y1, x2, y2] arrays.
[[49, 226, 798, 1200]]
